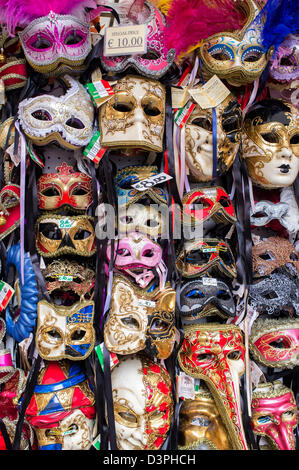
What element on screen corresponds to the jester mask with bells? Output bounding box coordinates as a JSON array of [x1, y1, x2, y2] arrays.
[[24, 361, 96, 450], [104, 275, 176, 360], [109, 354, 173, 450], [178, 384, 233, 450], [178, 323, 248, 450], [184, 93, 242, 183], [242, 99, 299, 189], [99, 75, 165, 153], [251, 381, 298, 451]]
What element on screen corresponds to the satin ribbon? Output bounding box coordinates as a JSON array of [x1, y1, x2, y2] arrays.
[[14, 121, 26, 285], [243, 79, 259, 116], [0, 350, 13, 368], [212, 107, 217, 179]]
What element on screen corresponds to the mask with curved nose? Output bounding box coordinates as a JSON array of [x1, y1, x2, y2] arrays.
[[178, 323, 247, 450], [251, 381, 298, 450], [99, 75, 165, 152], [242, 98, 299, 189], [110, 354, 173, 450]]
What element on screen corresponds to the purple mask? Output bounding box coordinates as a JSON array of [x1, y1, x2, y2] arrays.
[[100, 1, 176, 79], [269, 34, 299, 83]]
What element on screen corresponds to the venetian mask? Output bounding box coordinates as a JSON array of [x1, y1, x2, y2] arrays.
[[269, 34, 299, 84], [104, 274, 176, 359], [0, 184, 20, 240], [252, 236, 299, 278], [198, 0, 270, 87], [118, 203, 167, 238], [36, 300, 95, 361], [110, 354, 173, 450], [100, 1, 175, 79], [18, 75, 95, 149], [25, 361, 96, 450], [185, 94, 242, 182], [251, 381, 298, 450], [242, 99, 299, 189], [250, 317, 299, 369], [99, 75, 165, 153], [178, 384, 233, 450], [37, 161, 93, 211], [178, 323, 247, 450]]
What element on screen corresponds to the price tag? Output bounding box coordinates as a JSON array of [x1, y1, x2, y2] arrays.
[[178, 372, 195, 400], [58, 218, 73, 229], [138, 299, 156, 308], [131, 172, 172, 191], [189, 75, 230, 109], [202, 247, 218, 253], [104, 24, 147, 57], [83, 131, 107, 164], [58, 275, 73, 282], [202, 277, 218, 286], [171, 87, 189, 109], [0, 281, 14, 311], [174, 101, 195, 128]]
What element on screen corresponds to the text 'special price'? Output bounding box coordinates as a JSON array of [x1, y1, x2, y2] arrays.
[[104, 24, 147, 57]]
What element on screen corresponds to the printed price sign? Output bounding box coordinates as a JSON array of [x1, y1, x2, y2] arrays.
[[202, 277, 218, 286], [104, 23, 147, 56], [131, 172, 172, 191]]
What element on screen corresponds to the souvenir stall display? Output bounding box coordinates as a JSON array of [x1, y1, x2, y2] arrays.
[[0, 0, 297, 452]]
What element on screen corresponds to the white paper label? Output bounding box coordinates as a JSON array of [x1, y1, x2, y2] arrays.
[[138, 299, 156, 308], [202, 277, 218, 286], [178, 372, 195, 400], [104, 23, 147, 56], [131, 172, 172, 191], [58, 275, 73, 282], [58, 218, 73, 229], [189, 75, 230, 109]]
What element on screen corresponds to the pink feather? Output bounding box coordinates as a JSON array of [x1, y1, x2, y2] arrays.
[[0, 0, 95, 33], [164, 0, 247, 57]]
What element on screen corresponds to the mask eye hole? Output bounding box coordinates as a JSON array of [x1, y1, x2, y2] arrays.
[[191, 117, 212, 131], [118, 411, 138, 424], [64, 30, 84, 46], [140, 50, 160, 61], [264, 290, 278, 300], [146, 218, 159, 227], [113, 96, 134, 113], [227, 350, 242, 360], [116, 247, 130, 256], [290, 251, 298, 261], [74, 228, 91, 240], [290, 134, 299, 145], [216, 290, 231, 300], [41, 187, 60, 197], [32, 109, 52, 121], [39, 222, 62, 240], [142, 248, 154, 257], [72, 186, 89, 196], [186, 289, 205, 299], [269, 337, 290, 349], [282, 410, 296, 421], [280, 56, 295, 66], [120, 215, 133, 224], [252, 211, 267, 218], [243, 50, 263, 62], [65, 117, 85, 129], [120, 316, 140, 330], [220, 249, 234, 266], [187, 250, 211, 265], [218, 196, 232, 208], [142, 100, 161, 117], [196, 353, 214, 362], [46, 328, 62, 340], [30, 37, 52, 50], [261, 132, 279, 144], [257, 415, 272, 424], [222, 116, 240, 134], [209, 46, 232, 61], [64, 424, 78, 436], [71, 328, 86, 341], [259, 251, 273, 261], [150, 319, 169, 333], [191, 416, 211, 427]]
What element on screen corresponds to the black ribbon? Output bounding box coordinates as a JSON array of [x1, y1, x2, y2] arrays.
[[103, 344, 118, 450], [0, 417, 12, 450]]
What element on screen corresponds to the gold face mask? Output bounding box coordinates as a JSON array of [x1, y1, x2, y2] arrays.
[[99, 75, 165, 153], [178, 385, 233, 450]]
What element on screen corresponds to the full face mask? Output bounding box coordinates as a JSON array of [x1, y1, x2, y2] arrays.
[[176, 239, 237, 279], [18, 75, 95, 149], [37, 161, 93, 211], [100, 1, 175, 79], [99, 75, 165, 153], [252, 236, 299, 278], [242, 99, 299, 189], [249, 317, 299, 369], [110, 354, 173, 450], [178, 384, 233, 450], [106, 233, 163, 288], [0, 183, 20, 240], [248, 272, 299, 316], [36, 300, 95, 361], [104, 274, 176, 359], [179, 278, 235, 322], [178, 323, 247, 450], [199, 0, 269, 87], [25, 361, 96, 450], [251, 381, 298, 450], [185, 94, 242, 182], [118, 203, 167, 238], [35, 214, 96, 257]]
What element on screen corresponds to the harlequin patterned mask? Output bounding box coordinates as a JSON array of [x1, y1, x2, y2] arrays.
[[0, 184, 20, 240], [104, 275, 176, 359], [19, 11, 92, 77], [199, 0, 269, 87], [99, 75, 165, 153], [25, 361, 96, 450], [252, 236, 299, 278], [18, 75, 95, 149], [110, 354, 173, 450], [185, 94, 241, 182], [37, 162, 93, 211], [35, 214, 96, 257], [176, 239, 237, 279], [178, 385, 233, 450], [242, 99, 299, 189], [36, 300, 95, 361], [249, 317, 299, 369], [100, 1, 175, 79], [106, 233, 163, 288], [178, 323, 247, 450], [251, 381, 298, 450]]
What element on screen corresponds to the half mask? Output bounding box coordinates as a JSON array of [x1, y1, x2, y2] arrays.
[[0, 184, 20, 240], [269, 34, 299, 84], [178, 323, 247, 450], [185, 94, 241, 182], [25, 361, 96, 450], [104, 274, 176, 359], [36, 300, 95, 361], [35, 214, 96, 257], [251, 381, 298, 450], [118, 203, 167, 238], [250, 200, 293, 230], [110, 354, 173, 450], [249, 317, 299, 369], [242, 99, 299, 189], [99, 75, 165, 153], [252, 236, 299, 278], [18, 75, 95, 149], [100, 1, 175, 79]]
